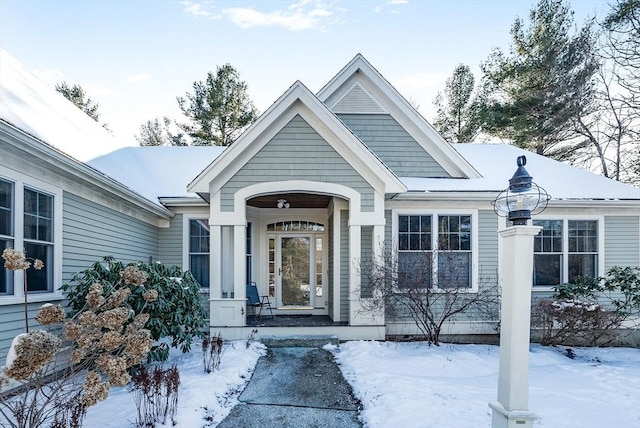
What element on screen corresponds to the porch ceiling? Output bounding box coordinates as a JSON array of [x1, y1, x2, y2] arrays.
[[247, 193, 332, 209]]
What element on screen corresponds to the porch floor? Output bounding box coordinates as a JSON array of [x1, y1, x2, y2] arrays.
[[246, 314, 348, 328]]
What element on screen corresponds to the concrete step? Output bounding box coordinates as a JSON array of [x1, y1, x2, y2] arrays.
[[259, 334, 339, 348]]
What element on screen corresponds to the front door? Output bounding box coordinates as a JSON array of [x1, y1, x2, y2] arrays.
[[279, 235, 312, 308]]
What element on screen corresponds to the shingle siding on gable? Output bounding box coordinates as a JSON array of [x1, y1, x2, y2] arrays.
[[220, 115, 375, 212], [337, 113, 450, 178], [604, 216, 640, 269]]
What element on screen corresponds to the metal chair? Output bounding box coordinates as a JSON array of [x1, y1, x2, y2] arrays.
[[246, 282, 274, 321]]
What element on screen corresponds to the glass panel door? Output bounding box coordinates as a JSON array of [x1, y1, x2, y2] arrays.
[[280, 236, 311, 307]]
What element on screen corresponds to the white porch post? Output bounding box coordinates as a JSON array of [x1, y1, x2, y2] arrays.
[[489, 226, 541, 428], [348, 221, 361, 326], [210, 224, 222, 299], [233, 224, 246, 303]]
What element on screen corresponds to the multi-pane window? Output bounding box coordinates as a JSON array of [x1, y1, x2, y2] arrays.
[[533, 219, 599, 287], [398, 214, 472, 289], [0, 179, 14, 294], [189, 219, 210, 288], [398, 215, 432, 288], [437, 215, 471, 288], [23, 188, 53, 292]]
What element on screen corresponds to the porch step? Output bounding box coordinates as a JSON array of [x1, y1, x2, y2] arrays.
[[259, 334, 339, 348]]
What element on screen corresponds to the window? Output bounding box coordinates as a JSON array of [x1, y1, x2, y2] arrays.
[[189, 219, 209, 288], [24, 188, 54, 292], [0, 172, 61, 301], [533, 219, 599, 287], [398, 214, 473, 289], [0, 179, 14, 295]]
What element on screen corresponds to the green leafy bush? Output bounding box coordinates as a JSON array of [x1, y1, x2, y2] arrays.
[[533, 266, 640, 346], [61, 256, 206, 362]]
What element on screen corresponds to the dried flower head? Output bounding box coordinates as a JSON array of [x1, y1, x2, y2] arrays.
[[33, 259, 44, 270], [81, 371, 110, 407], [35, 304, 65, 325], [131, 313, 150, 328], [87, 283, 106, 308], [100, 331, 124, 351], [100, 308, 131, 331], [2, 248, 30, 271], [121, 266, 147, 286], [107, 287, 131, 308], [96, 355, 130, 386], [64, 321, 82, 341], [143, 289, 158, 302], [4, 331, 61, 380], [78, 311, 99, 327], [124, 328, 152, 357]]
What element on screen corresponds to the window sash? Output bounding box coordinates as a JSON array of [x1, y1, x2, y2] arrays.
[[533, 219, 599, 287], [397, 214, 472, 289], [188, 219, 210, 288]]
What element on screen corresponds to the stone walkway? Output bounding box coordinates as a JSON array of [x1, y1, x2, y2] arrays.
[[217, 346, 362, 428]]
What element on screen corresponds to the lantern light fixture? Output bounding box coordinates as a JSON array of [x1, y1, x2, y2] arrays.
[[276, 199, 290, 209], [492, 155, 550, 226]]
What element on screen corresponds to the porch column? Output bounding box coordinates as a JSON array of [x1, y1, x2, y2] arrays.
[[233, 224, 246, 302], [210, 224, 222, 299], [348, 222, 361, 326]]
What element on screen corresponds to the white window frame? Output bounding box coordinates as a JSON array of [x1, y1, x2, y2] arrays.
[[0, 167, 63, 305], [392, 209, 479, 292], [531, 215, 605, 291]]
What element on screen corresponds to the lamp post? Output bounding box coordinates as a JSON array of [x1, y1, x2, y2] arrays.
[[489, 155, 549, 428]]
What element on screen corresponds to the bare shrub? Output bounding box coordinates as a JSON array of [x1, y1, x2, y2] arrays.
[[358, 247, 500, 345], [202, 333, 224, 374], [130, 365, 180, 427]]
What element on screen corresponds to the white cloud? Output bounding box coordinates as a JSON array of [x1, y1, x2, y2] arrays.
[[181, 1, 221, 19], [388, 0, 408, 4], [127, 73, 151, 84], [223, 0, 340, 31]]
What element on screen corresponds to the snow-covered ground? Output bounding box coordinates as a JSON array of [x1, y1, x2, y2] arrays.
[[83, 340, 640, 428]]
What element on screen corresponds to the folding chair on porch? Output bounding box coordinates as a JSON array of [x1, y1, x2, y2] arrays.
[[246, 282, 274, 321]]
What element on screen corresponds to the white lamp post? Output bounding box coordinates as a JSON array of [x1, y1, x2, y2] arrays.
[[489, 155, 549, 428]]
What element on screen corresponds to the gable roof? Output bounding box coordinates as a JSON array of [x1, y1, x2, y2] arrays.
[[187, 80, 407, 199], [317, 54, 481, 179], [0, 48, 125, 162]]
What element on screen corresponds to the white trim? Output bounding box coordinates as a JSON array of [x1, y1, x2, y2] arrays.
[[391, 208, 480, 292], [0, 166, 63, 304]]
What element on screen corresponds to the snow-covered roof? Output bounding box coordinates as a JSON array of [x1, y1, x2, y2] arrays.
[[401, 143, 640, 200], [88, 146, 226, 201], [0, 48, 126, 162]]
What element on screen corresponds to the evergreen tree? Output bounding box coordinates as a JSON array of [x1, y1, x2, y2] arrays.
[[480, 0, 599, 160], [55, 82, 107, 129], [177, 64, 258, 146], [135, 117, 187, 147], [433, 64, 484, 143]]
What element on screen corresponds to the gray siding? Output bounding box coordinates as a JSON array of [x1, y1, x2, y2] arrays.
[[478, 210, 499, 289], [62, 192, 160, 282], [604, 216, 640, 270], [159, 213, 183, 267], [221, 115, 375, 212], [338, 114, 450, 178], [340, 210, 349, 321]]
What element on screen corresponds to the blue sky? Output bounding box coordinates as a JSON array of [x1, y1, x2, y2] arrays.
[[0, 0, 607, 146]]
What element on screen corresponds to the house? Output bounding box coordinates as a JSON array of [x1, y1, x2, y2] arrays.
[[1, 50, 639, 361]]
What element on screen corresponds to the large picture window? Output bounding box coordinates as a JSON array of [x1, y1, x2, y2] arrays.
[[398, 214, 473, 289], [533, 219, 599, 287], [189, 219, 210, 288]]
